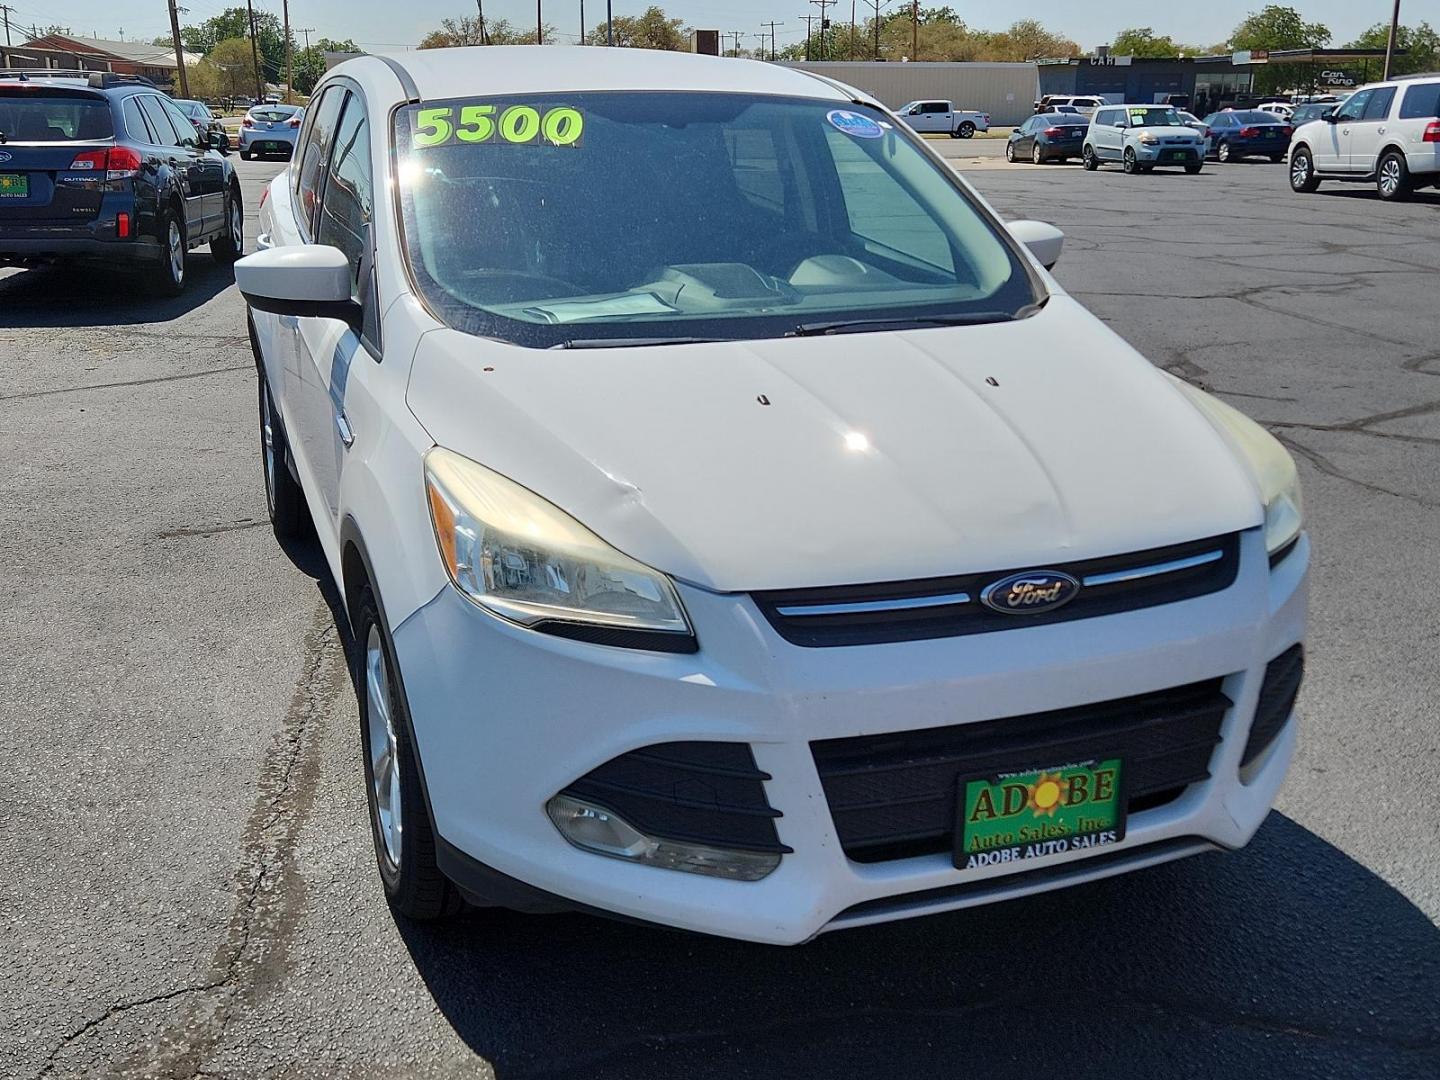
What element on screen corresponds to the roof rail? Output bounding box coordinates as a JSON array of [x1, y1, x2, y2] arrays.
[[1392, 70, 1440, 81], [0, 68, 102, 81], [88, 72, 157, 89]]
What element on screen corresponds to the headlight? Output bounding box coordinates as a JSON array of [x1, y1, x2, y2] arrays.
[[1137, 133, 1159, 145], [424, 447, 694, 641], [1169, 378, 1303, 555]]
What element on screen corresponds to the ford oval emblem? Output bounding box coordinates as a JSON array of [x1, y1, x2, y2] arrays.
[[0, 151, 11, 162], [980, 570, 1081, 615]]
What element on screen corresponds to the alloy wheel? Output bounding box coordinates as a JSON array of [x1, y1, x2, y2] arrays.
[[1218, 142, 1231, 163], [365, 624, 403, 869], [1290, 154, 1310, 189], [229, 199, 243, 252], [1379, 157, 1401, 197], [1032, 143, 1043, 165], [260, 382, 277, 511], [167, 220, 184, 286]]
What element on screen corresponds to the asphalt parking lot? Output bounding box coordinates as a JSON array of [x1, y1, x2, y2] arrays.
[[3, 153, 1438, 1079]]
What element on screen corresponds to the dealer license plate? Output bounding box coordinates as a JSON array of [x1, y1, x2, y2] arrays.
[[955, 758, 1125, 870], [1164, 150, 1189, 161], [0, 173, 29, 198]]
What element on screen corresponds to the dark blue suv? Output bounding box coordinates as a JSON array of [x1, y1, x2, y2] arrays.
[[0, 71, 242, 295]]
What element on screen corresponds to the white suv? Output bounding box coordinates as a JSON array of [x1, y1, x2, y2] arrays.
[[1289, 76, 1440, 200], [234, 47, 1306, 945]]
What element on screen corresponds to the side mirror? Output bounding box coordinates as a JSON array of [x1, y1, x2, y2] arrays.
[[1007, 220, 1064, 271], [207, 130, 226, 150], [235, 245, 361, 327], [1324, 113, 1340, 123]]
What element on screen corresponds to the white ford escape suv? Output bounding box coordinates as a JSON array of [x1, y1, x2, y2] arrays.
[[237, 47, 1308, 945], [1289, 75, 1440, 199]]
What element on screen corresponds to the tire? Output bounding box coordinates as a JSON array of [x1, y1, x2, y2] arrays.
[[1269, 154, 1285, 164], [257, 367, 308, 537], [239, 149, 252, 161], [1032, 143, 1044, 165], [1005, 141, 1016, 162], [353, 588, 464, 921], [1083, 145, 1099, 170], [1217, 140, 1233, 163], [1289, 147, 1320, 193], [1122, 147, 1139, 174], [211, 185, 243, 264], [1184, 163, 1203, 175], [958, 121, 975, 139], [1377, 151, 1411, 201], [146, 206, 186, 297]]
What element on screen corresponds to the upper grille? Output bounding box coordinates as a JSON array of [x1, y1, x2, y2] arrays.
[[754, 533, 1240, 648], [1242, 645, 1303, 767], [811, 678, 1232, 863], [559, 741, 790, 854]]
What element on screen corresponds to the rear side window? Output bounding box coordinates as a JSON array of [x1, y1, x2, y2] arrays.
[[1361, 87, 1396, 121], [295, 87, 346, 235], [159, 98, 200, 146], [1398, 83, 1440, 119], [121, 96, 154, 141], [0, 94, 113, 141], [137, 95, 184, 146]]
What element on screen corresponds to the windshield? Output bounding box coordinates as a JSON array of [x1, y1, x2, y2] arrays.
[[0, 94, 113, 141], [1125, 107, 1184, 128], [394, 92, 1037, 348]]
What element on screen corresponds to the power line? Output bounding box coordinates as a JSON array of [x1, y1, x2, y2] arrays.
[[809, 0, 835, 61], [760, 19, 782, 61]]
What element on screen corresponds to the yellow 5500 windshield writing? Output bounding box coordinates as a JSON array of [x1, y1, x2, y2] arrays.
[[410, 104, 584, 149]]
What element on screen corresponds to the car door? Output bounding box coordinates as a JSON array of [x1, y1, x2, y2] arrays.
[[159, 95, 223, 232], [1345, 86, 1396, 173], [134, 94, 204, 239], [1324, 89, 1371, 173], [1017, 117, 1037, 153], [915, 102, 946, 133], [1094, 110, 1120, 158], [296, 88, 375, 530]]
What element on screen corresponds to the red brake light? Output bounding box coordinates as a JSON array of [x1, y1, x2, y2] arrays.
[[288, 117, 301, 128], [1239, 126, 1260, 137], [116, 211, 130, 238], [69, 149, 108, 171], [105, 146, 142, 178], [242, 117, 255, 127], [1424, 121, 1440, 142], [1043, 127, 1063, 136]]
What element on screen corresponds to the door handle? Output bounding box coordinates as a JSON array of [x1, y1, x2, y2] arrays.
[[1377, 126, 1386, 134], [334, 412, 355, 448]]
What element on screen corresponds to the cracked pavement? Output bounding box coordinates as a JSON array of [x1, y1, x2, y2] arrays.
[[1, 156, 1437, 1079]]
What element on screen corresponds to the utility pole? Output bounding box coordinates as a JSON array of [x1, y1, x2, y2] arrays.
[[245, 0, 262, 99], [1384, 0, 1402, 79], [536, 0, 543, 44], [910, 0, 917, 61], [867, 0, 886, 59], [579, 0, 584, 43], [475, 0, 489, 45], [809, 0, 834, 61], [726, 29, 743, 56], [299, 27, 313, 51], [801, 12, 815, 60], [0, 5, 13, 47], [606, 0, 612, 44], [167, 0, 189, 97], [760, 19, 782, 60], [850, 0, 856, 60], [282, 0, 291, 104]]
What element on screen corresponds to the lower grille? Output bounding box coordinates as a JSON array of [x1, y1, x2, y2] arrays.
[[559, 741, 790, 854], [1243, 645, 1303, 767], [811, 679, 1232, 863]]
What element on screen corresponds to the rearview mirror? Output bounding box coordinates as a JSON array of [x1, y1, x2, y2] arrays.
[[235, 245, 361, 327], [1007, 220, 1064, 270]]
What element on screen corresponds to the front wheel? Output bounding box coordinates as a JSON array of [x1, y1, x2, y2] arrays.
[[1377, 151, 1411, 201], [1032, 143, 1044, 165], [1005, 141, 1016, 162], [354, 589, 465, 921], [1083, 145, 1099, 170], [1289, 147, 1320, 192], [958, 121, 975, 139], [1122, 147, 1139, 174]]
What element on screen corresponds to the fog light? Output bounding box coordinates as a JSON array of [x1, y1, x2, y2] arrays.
[[545, 794, 780, 881]]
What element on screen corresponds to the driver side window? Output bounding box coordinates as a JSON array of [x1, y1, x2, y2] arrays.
[[1335, 90, 1371, 123]]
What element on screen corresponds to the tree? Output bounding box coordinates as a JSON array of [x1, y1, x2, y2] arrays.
[[204, 36, 260, 101], [583, 6, 687, 50], [1225, 5, 1331, 94], [292, 37, 360, 95], [1110, 27, 1203, 57], [418, 16, 554, 48], [179, 7, 292, 83], [1347, 20, 1440, 76]]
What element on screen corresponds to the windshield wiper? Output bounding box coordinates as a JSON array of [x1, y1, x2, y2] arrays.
[[552, 336, 723, 349], [788, 311, 1019, 337]]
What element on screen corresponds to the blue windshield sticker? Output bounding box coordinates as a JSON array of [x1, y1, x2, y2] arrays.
[[827, 109, 884, 139]]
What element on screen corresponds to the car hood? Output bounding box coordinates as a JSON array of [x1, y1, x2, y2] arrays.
[[1134, 126, 1203, 139], [406, 297, 1261, 593]]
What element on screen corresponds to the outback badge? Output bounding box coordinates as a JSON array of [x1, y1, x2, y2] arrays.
[[980, 570, 1081, 615]]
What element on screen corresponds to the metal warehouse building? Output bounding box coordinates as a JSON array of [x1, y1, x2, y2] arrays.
[[781, 61, 1040, 125]]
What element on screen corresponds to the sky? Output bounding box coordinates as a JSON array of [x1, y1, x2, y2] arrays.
[[12, 0, 1439, 54]]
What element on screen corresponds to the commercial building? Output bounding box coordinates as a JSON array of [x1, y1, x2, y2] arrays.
[[0, 34, 197, 90], [781, 61, 1040, 126]]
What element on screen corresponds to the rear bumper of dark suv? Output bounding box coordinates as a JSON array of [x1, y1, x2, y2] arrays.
[[0, 224, 161, 264]]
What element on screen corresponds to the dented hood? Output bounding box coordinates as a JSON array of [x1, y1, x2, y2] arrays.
[[406, 297, 1261, 593]]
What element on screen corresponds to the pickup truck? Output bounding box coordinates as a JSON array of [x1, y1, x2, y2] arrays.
[[894, 100, 991, 138]]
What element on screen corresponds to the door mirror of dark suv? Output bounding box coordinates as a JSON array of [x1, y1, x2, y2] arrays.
[[208, 130, 226, 150]]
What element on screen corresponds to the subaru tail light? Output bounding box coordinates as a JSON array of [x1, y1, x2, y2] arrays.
[[103, 146, 142, 180]]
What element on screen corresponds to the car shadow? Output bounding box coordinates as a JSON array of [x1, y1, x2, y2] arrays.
[[1318, 187, 1440, 205], [396, 816, 1440, 1078], [0, 254, 234, 328]]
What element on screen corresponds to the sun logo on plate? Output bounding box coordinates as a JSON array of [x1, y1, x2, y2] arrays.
[[1027, 772, 1065, 816]]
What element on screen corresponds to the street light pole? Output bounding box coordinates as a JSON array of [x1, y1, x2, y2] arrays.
[[282, 0, 292, 105], [1384, 0, 1402, 79]]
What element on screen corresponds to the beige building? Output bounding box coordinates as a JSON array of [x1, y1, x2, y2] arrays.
[[781, 61, 1039, 126]]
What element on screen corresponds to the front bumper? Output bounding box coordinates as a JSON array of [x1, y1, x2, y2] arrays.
[[1134, 144, 1203, 164], [393, 529, 1307, 945]]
